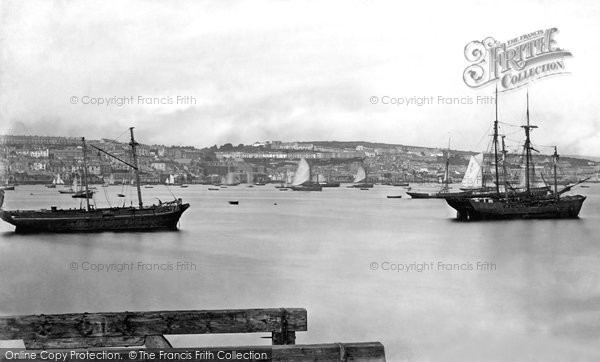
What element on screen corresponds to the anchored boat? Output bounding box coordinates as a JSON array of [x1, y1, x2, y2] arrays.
[[447, 91, 587, 220], [290, 158, 322, 191], [0, 128, 190, 233]]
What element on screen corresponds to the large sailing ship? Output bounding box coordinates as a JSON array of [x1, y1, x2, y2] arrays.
[[0, 128, 190, 233], [446, 92, 587, 220]]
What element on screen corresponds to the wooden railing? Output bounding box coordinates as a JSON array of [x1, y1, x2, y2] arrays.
[[0, 308, 385, 361]]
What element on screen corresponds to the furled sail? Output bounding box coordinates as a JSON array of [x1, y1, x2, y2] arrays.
[[353, 166, 367, 183], [461, 153, 483, 188], [291, 158, 311, 186]]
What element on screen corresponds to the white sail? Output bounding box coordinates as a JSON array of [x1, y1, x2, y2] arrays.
[[225, 172, 238, 185], [108, 174, 115, 185], [165, 174, 175, 185], [291, 158, 311, 186], [461, 153, 483, 188], [353, 166, 367, 183], [56, 174, 64, 185], [73, 175, 78, 191]]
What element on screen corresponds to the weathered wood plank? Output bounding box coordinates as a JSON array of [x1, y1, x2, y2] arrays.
[[144, 335, 172, 348], [0, 309, 307, 340], [23, 336, 146, 349], [272, 342, 386, 361], [13, 342, 385, 361]]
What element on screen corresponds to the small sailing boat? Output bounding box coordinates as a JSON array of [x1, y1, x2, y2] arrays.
[[165, 174, 176, 186], [58, 176, 78, 194], [351, 165, 373, 188], [290, 158, 322, 191], [407, 141, 457, 198]]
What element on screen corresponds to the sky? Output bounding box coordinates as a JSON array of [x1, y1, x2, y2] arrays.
[[1, 0, 599, 156]]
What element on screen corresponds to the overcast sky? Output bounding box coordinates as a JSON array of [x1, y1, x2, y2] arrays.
[[1, 0, 599, 156]]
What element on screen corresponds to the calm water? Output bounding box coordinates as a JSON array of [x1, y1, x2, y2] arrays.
[[1, 184, 600, 361]]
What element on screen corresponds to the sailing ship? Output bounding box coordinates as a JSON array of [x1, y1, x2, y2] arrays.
[[446, 91, 587, 220], [46, 174, 65, 189], [165, 174, 176, 186], [290, 158, 322, 191], [58, 175, 78, 194], [0, 128, 190, 233], [406, 142, 458, 199], [224, 171, 241, 186], [351, 165, 373, 188]]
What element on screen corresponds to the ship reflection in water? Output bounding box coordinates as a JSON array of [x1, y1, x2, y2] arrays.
[[1, 184, 599, 360]]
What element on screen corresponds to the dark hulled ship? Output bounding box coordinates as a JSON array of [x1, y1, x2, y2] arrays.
[[0, 128, 190, 233], [446, 91, 587, 220]]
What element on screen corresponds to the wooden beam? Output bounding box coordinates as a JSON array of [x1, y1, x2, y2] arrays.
[[144, 335, 172, 348], [23, 336, 145, 349], [0, 308, 307, 341], [14, 342, 385, 361], [273, 342, 386, 361]]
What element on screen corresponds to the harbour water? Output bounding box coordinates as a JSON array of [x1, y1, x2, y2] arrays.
[[1, 184, 600, 361]]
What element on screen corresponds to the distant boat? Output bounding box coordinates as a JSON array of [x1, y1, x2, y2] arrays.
[[165, 174, 175, 186], [228, 200, 239, 205], [224, 172, 240, 186], [47, 174, 63, 188], [208, 187, 219, 191], [180, 185, 189, 188], [72, 190, 94, 199], [290, 158, 322, 191], [352, 165, 373, 188], [387, 195, 402, 199], [144, 185, 154, 189], [58, 176, 78, 194], [407, 141, 456, 199]]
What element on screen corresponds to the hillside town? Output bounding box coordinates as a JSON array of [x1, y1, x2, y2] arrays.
[[1, 135, 598, 186]]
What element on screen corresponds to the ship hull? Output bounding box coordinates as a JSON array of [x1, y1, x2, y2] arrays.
[[446, 189, 555, 220], [407, 190, 472, 199], [352, 183, 374, 188], [290, 184, 322, 191], [0, 201, 190, 233], [460, 195, 586, 220]]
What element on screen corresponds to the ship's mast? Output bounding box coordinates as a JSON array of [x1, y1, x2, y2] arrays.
[[445, 138, 450, 190], [521, 90, 537, 194], [493, 85, 500, 195], [501, 135, 509, 199], [129, 127, 143, 209], [81, 137, 91, 211], [553, 146, 559, 201]]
